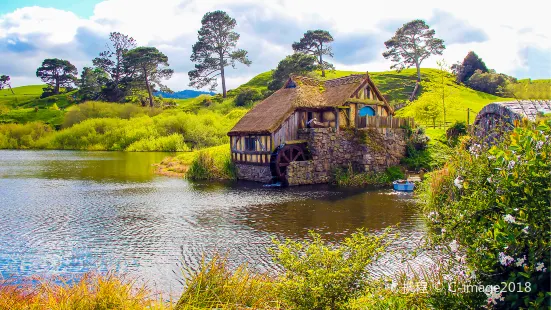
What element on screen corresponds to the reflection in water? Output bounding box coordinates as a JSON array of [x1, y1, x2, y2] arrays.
[[0, 150, 427, 296]]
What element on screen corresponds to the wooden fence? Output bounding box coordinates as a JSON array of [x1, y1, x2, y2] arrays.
[[358, 116, 415, 129]]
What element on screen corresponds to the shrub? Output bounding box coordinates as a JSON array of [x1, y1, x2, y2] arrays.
[[0, 122, 53, 149], [234, 87, 262, 107], [419, 122, 551, 308], [446, 121, 468, 146], [269, 229, 390, 310], [176, 254, 276, 309], [466, 69, 515, 95]]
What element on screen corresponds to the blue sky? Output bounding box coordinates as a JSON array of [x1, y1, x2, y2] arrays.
[[0, 0, 549, 90]]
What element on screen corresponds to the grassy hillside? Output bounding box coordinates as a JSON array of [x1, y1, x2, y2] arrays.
[[0, 68, 526, 152]]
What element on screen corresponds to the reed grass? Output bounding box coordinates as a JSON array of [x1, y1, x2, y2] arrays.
[[176, 254, 278, 309], [0, 273, 171, 310]]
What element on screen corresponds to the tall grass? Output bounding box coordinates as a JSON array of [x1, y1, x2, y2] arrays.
[[0, 273, 170, 310], [176, 254, 277, 309], [185, 146, 236, 180]]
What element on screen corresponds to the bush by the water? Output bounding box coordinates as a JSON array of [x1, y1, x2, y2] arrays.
[[269, 229, 390, 309], [419, 121, 551, 308], [0, 109, 240, 151]]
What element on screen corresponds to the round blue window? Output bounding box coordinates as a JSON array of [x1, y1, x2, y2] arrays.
[[358, 106, 375, 117]]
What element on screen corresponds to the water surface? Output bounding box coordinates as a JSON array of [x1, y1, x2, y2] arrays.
[[0, 150, 425, 295]]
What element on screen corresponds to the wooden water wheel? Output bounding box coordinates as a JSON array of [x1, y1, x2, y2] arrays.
[[270, 143, 307, 183]]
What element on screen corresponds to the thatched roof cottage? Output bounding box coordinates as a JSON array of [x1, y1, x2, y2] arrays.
[[228, 73, 413, 185]]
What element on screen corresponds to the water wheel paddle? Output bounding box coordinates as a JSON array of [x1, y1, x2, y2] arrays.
[[270, 144, 307, 183]]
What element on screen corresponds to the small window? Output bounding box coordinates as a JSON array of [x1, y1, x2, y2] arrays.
[[245, 137, 257, 151]]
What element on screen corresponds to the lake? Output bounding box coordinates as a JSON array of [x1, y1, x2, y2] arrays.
[[0, 150, 426, 296]]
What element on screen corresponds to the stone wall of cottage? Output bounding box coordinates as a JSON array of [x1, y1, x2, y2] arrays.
[[287, 128, 407, 186], [235, 164, 272, 183], [234, 127, 407, 185]]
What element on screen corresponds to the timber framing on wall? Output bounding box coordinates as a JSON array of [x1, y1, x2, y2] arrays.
[[231, 135, 272, 165]]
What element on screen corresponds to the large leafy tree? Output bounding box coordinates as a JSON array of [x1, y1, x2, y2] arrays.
[[124, 47, 173, 107], [79, 67, 108, 101], [383, 20, 445, 81], [36, 58, 78, 96], [268, 54, 318, 90], [93, 32, 137, 101], [292, 30, 334, 77], [0, 75, 14, 94], [189, 10, 251, 98], [451, 51, 488, 83]]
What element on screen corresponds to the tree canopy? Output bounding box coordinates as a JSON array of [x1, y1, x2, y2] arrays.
[[0, 75, 14, 94], [383, 20, 445, 81], [124, 47, 173, 107], [93, 32, 137, 101], [79, 67, 108, 101], [451, 51, 488, 83], [292, 30, 334, 77], [268, 53, 318, 90], [188, 10, 251, 98], [36, 58, 78, 96]]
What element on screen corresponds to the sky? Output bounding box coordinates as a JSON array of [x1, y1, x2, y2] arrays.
[[0, 0, 550, 91]]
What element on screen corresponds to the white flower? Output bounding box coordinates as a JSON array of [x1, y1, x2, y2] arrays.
[[515, 255, 526, 267], [535, 141, 543, 150], [503, 214, 516, 224], [499, 252, 514, 266], [454, 176, 464, 189], [536, 262, 547, 272], [441, 228, 446, 234], [488, 155, 496, 160], [449, 240, 459, 252], [508, 160, 516, 170], [487, 177, 493, 183], [455, 254, 466, 264], [486, 288, 504, 305], [522, 226, 529, 234]]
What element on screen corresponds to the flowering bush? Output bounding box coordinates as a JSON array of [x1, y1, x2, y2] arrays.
[[419, 122, 551, 308], [269, 229, 390, 310]]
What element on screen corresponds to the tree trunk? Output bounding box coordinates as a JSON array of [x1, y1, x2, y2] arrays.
[[416, 64, 421, 82], [8, 84, 14, 95], [221, 61, 226, 98], [144, 69, 154, 107], [442, 73, 446, 125], [319, 43, 325, 77], [55, 70, 60, 94]]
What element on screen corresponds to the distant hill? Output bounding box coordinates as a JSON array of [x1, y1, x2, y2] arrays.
[[154, 90, 216, 99]]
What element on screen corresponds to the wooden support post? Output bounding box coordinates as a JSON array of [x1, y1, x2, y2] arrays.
[[335, 108, 340, 131]]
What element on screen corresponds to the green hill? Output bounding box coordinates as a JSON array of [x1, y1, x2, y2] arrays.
[[227, 68, 508, 126]]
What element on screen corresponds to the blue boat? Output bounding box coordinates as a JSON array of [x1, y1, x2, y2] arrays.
[[393, 180, 415, 192]]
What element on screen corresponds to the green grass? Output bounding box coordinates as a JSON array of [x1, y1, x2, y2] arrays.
[[0, 85, 45, 108], [0, 108, 65, 126]]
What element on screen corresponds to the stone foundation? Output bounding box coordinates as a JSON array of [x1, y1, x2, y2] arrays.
[[235, 128, 407, 185], [287, 128, 407, 186], [235, 164, 272, 183]]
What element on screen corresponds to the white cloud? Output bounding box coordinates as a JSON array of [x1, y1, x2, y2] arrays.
[[1, 0, 550, 89]]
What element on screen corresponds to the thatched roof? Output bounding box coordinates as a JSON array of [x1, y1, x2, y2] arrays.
[[228, 73, 392, 135]]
